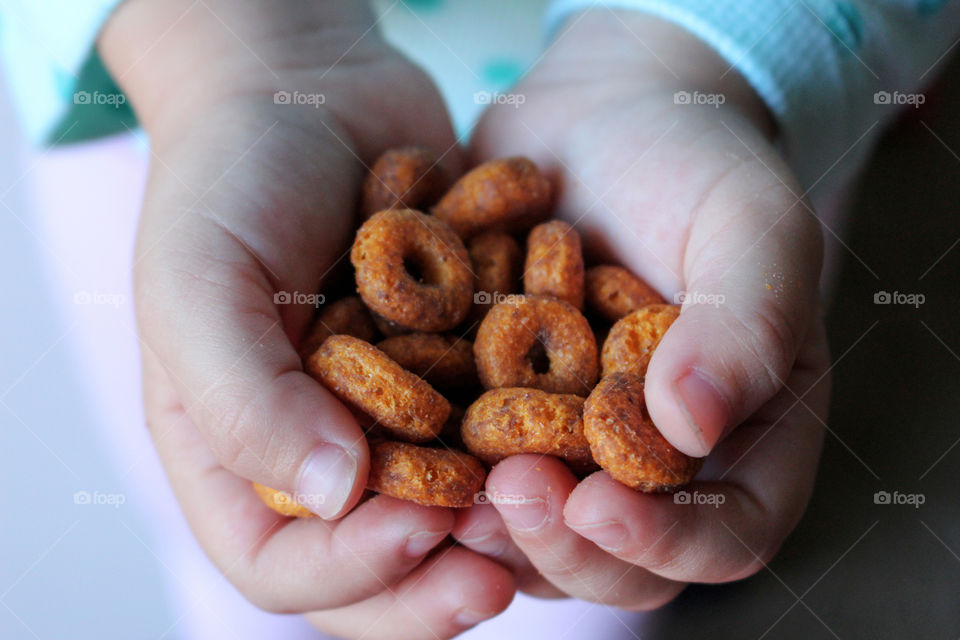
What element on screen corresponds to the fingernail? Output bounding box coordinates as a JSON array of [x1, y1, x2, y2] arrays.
[[673, 369, 729, 455], [567, 520, 627, 551], [453, 608, 492, 627], [404, 530, 448, 558], [500, 497, 549, 532], [296, 443, 357, 519]]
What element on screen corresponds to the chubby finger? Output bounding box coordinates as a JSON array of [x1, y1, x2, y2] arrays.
[[486, 455, 686, 609], [144, 350, 454, 613], [565, 322, 829, 582], [643, 153, 823, 456], [453, 504, 566, 598], [306, 547, 516, 640]]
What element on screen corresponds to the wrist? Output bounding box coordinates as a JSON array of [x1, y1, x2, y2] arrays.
[[539, 9, 775, 139], [98, 0, 385, 137]]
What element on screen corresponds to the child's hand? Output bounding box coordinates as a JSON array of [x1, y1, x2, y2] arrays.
[[101, 2, 513, 637], [453, 10, 831, 607]]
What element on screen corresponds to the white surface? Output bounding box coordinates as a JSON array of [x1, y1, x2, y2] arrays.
[[0, 70, 325, 640], [0, 75, 176, 638]]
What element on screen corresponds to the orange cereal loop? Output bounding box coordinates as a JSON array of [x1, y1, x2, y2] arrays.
[[585, 265, 664, 322], [367, 440, 486, 508], [252, 483, 315, 518], [371, 311, 412, 337], [474, 295, 598, 396], [462, 388, 595, 472], [360, 147, 448, 220], [524, 220, 585, 309], [584, 372, 702, 492], [376, 333, 477, 389], [468, 232, 522, 322], [433, 157, 551, 238], [299, 296, 378, 359], [601, 304, 680, 377], [352, 209, 473, 332], [306, 335, 450, 442]]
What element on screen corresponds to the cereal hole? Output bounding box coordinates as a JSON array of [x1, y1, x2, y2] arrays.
[[526, 337, 551, 374]]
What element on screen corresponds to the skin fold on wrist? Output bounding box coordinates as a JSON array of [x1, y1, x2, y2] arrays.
[[97, 0, 386, 136], [540, 9, 776, 140]]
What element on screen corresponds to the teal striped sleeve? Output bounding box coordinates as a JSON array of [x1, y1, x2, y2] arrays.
[[545, 0, 960, 195], [0, 0, 134, 146]]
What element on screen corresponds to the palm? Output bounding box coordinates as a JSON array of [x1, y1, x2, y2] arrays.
[[476, 77, 783, 292]]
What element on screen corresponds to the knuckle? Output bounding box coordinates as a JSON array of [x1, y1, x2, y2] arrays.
[[633, 535, 686, 576], [234, 576, 290, 614], [221, 556, 288, 613], [624, 583, 686, 612], [200, 383, 262, 473], [535, 545, 594, 581], [722, 488, 785, 581], [727, 530, 783, 582], [204, 371, 303, 482], [729, 302, 798, 389]]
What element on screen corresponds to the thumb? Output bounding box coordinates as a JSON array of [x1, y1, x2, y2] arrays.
[[137, 223, 371, 520], [134, 111, 374, 520], [645, 179, 823, 458]]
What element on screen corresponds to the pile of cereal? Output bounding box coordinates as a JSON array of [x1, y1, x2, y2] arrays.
[[254, 148, 702, 516]]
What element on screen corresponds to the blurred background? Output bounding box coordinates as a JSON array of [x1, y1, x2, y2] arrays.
[[1, 0, 958, 638]]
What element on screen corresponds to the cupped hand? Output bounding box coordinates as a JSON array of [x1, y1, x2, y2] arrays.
[[454, 10, 830, 608], [101, 1, 513, 637]]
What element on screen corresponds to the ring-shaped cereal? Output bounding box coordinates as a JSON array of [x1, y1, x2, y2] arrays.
[[352, 209, 473, 332], [371, 311, 412, 337], [524, 220, 585, 309], [462, 388, 595, 472], [367, 440, 486, 507], [601, 304, 680, 377], [360, 147, 447, 220], [468, 232, 522, 324], [376, 333, 477, 389], [474, 294, 598, 396], [584, 372, 702, 492], [306, 335, 449, 442], [433, 157, 552, 238], [585, 265, 663, 322], [299, 296, 377, 359]]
